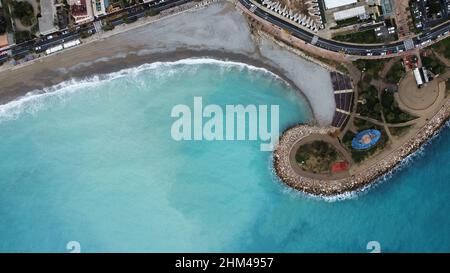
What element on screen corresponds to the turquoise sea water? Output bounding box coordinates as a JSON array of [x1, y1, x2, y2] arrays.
[[0, 59, 449, 252]]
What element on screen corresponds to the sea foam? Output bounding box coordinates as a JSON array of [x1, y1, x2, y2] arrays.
[[272, 119, 450, 202], [0, 58, 284, 123]]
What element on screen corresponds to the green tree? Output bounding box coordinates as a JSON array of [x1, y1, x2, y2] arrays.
[[14, 30, 32, 43], [374, 103, 382, 114], [12, 1, 36, 27]]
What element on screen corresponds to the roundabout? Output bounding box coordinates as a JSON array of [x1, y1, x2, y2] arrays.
[[397, 72, 440, 111]]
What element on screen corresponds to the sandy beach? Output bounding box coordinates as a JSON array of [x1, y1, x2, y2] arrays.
[[0, 0, 335, 125]]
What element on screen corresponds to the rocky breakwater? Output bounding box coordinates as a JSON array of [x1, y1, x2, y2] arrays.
[[273, 99, 450, 197]]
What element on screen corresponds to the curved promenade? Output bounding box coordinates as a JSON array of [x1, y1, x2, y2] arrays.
[[274, 99, 450, 197]]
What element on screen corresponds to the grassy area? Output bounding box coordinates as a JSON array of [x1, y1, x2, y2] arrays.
[[343, 123, 389, 163], [386, 60, 405, 84], [295, 141, 343, 174], [381, 91, 416, 124], [421, 53, 446, 75], [431, 37, 450, 59], [389, 125, 413, 137], [13, 30, 32, 43], [357, 83, 383, 120], [353, 59, 386, 79], [333, 29, 381, 44], [335, 16, 360, 27]]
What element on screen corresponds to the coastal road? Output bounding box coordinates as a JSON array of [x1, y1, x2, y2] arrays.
[[1, 0, 450, 64], [0, 0, 193, 62], [238, 0, 450, 56]]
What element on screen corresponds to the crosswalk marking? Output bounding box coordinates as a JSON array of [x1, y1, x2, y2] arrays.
[[404, 38, 414, 51], [94, 21, 103, 33]]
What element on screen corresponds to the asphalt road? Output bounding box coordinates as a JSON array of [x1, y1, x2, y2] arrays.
[[239, 0, 450, 56], [1, 0, 450, 64], [0, 0, 192, 63]]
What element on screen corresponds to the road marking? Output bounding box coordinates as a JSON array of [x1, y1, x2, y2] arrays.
[[94, 21, 103, 33], [403, 38, 414, 51]]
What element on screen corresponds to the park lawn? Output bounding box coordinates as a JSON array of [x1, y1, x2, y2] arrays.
[[295, 141, 343, 174], [431, 37, 450, 60], [421, 53, 446, 75], [386, 60, 405, 84], [333, 29, 381, 44]]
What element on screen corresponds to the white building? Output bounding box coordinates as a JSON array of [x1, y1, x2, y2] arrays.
[[324, 0, 357, 9], [333, 6, 367, 21]]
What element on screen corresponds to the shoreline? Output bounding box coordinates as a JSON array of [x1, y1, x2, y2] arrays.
[[1, 0, 446, 199], [274, 99, 450, 197], [0, 49, 306, 107], [0, 1, 336, 125], [0, 50, 316, 127]]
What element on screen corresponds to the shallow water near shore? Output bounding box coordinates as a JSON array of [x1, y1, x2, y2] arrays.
[[0, 59, 449, 252]]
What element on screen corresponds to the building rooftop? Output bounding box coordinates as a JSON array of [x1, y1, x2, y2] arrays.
[[92, 0, 106, 17], [0, 34, 8, 48], [323, 0, 357, 10], [333, 5, 367, 21], [69, 0, 94, 24], [38, 0, 58, 35], [70, 0, 88, 16]]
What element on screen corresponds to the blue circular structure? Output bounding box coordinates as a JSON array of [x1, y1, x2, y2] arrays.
[[351, 129, 381, 150]]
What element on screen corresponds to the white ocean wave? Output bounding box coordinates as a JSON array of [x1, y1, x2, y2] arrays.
[[0, 58, 285, 123]]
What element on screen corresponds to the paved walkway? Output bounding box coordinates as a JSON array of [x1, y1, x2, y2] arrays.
[[354, 114, 418, 128], [397, 72, 441, 112]]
